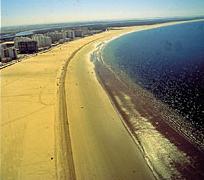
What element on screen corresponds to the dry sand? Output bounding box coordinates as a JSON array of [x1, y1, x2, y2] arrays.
[[1, 21, 191, 180], [66, 42, 155, 180]]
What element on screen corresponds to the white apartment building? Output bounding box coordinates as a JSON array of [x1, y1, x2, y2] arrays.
[[14, 37, 32, 49], [74, 30, 84, 37], [46, 31, 66, 43], [32, 34, 52, 48], [75, 27, 89, 37], [81, 27, 89, 35], [0, 44, 17, 63], [66, 30, 75, 39]]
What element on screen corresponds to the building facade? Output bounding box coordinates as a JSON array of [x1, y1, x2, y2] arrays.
[[46, 31, 66, 43], [66, 30, 75, 39], [0, 44, 17, 63], [81, 27, 89, 36], [14, 37, 32, 49], [74, 30, 84, 37], [18, 41, 38, 54], [32, 34, 52, 48]]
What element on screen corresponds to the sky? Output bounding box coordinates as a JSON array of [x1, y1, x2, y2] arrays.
[[1, 0, 204, 26]]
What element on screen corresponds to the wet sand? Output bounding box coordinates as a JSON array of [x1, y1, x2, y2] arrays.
[[1, 21, 197, 179], [92, 21, 204, 179], [95, 59, 204, 179]]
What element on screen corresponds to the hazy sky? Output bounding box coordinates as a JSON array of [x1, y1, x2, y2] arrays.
[[2, 0, 204, 26]]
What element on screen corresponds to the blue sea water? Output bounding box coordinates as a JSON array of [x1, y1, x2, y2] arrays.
[[102, 21, 204, 129]]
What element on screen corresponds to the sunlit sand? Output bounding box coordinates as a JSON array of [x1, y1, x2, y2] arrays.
[[1, 21, 193, 179]]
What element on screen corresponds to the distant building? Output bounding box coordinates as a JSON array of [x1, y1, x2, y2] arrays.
[[46, 32, 57, 43], [61, 31, 67, 39], [0, 44, 17, 63], [81, 27, 89, 36], [74, 30, 84, 37], [18, 41, 38, 54], [89, 29, 104, 35], [74, 27, 89, 37], [14, 37, 32, 49], [66, 30, 75, 39], [46, 31, 66, 43], [32, 34, 52, 48]]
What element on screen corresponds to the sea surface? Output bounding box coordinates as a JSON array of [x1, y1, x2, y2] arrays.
[[102, 21, 204, 130], [92, 21, 204, 179]]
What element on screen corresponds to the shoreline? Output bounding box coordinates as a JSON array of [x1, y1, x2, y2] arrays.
[[64, 24, 171, 179], [65, 20, 203, 179], [1, 24, 159, 179], [92, 20, 204, 151], [91, 50, 159, 179], [1, 20, 202, 179], [91, 21, 204, 179]]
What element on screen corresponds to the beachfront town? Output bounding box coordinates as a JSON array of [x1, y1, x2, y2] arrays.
[[0, 27, 106, 66]]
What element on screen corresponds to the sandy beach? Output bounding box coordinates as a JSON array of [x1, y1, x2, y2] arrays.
[[1, 21, 195, 179], [65, 39, 155, 180]]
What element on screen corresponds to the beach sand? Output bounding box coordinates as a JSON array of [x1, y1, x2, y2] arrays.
[[66, 41, 155, 180], [1, 21, 192, 179]]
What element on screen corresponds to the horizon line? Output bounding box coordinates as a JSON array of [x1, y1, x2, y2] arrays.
[[2, 15, 204, 28]]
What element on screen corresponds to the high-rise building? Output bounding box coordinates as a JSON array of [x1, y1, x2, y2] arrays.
[[81, 27, 89, 35], [14, 37, 32, 49], [18, 41, 38, 54], [66, 30, 75, 39], [74, 30, 84, 37], [32, 34, 52, 48], [0, 44, 17, 63], [46, 31, 66, 43]]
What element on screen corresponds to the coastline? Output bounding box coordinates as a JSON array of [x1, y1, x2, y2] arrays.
[[65, 20, 203, 179], [1, 20, 203, 179], [65, 27, 158, 180], [1, 24, 158, 179], [92, 21, 204, 179]]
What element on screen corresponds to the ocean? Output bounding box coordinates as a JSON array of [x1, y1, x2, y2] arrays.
[[103, 21, 204, 129], [92, 21, 204, 179]]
